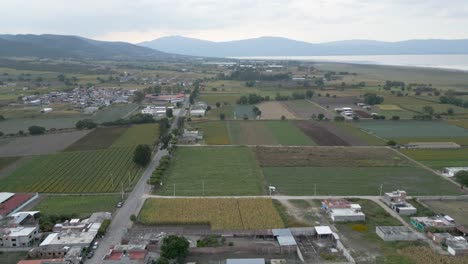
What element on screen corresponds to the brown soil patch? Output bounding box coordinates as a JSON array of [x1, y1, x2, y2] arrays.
[[254, 146, 410, 167], [257, 101, 298, 120], [355, 110, 372, 118], [294, 120, 350, 146]]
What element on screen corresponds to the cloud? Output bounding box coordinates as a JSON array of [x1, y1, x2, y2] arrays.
[[0, 0, 467, 43]]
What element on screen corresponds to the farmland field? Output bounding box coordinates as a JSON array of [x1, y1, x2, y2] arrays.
[[234, 104, 257, 119], [294, 120, 351, 146], [421, 200, 468, 226], [255, 146, 411, 167], [353, 120, 468, 138], [34, 195, 120, 218], [65, 127, 127, 151], [400, 148, 468, 169], [112, 123, 159, 147], [0, 147, 142, 193], [0, 157, 20, 170], [156, 146, 264, 196], [333, 122, 386, 145], [263, 166, 461, 196], [91, 103, 138, 123], [192, 121, 230, 145], [282, 100, 330, 119], [138, 198, 284, 230], [205, 105, 234, 120], [198, 94, 240, 105], [257, 101, 298, 120]]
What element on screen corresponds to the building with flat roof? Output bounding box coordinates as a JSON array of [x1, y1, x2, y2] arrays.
[[376, 226, 419, 241], [447, 237, 468, 256], [103, 244, 148, 264], [411, 216, 457, 232], [40, 231, 97, 248], [0, 226, 39, 247], [0, 193, 38, 219], [226, 259, 265, 264], [17, 259, 65, 264], [322, 199, 365, 222], [382, 190, 417, 216]]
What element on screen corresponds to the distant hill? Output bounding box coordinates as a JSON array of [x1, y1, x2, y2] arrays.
[[0, 34, 175, 60], [139, 36, 468, 57]]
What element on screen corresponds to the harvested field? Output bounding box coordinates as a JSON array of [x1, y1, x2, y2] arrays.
[[257, 101, 298, 120], [193, 121, 230, 145], [65, 127, 127, 151], [138, 198, 284, 230], [398, 246, 468, 264], [281, 100, 329, 119], [395, 136, 468, 146], [0, 147, 142, 193], [421, 200, 468, 226], [112, 123, 159, 147], [34, 195, 120, 218], [0, 130, 89, 157], [156, 147, 264, 196], [294, 120, 350, 146], [263, 166, 462, 196], [255, 146, 411, 167]]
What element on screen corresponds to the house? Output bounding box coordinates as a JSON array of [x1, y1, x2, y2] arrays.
[[382, 190, 417, 215], [321, 199, 365, 222], [376, 226, 418, 241], [429, 232, 453, 244], [442, 167, 468, 177], [410, 215, 457, 232], [446, 237, 468, 256], [189, 109, 206, 117], [0, 211, 40, 248], [102, 244, 148, 264], [141, 106, 167, 117], [0, 193, 39, 219], [145, 93, 185, 103]]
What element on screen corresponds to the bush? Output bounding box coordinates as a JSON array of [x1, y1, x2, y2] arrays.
[[455, 170, 468, 186], [387, 140, 397, 146], [334, 116, 345, 122], [161, 235, 189, 260], [351, 224, 368, 232], [97, 219, 111, 236], [133, 144, 152, 167], [28, 125, 46, 135], [130, 214, 137, 222], [363, 93, 384, 105], [391, 116, 400, 121], [76, 119, 97, 129], [220, 113, 226, 120]]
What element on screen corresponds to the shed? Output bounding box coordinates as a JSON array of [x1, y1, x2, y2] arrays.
[[272, 228, 297, 246], [315, 226, 333, 240], [376, 226, 418, 241]]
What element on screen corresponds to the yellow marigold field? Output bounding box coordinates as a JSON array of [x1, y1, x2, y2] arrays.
[[399, 246, 468, 264], [138, 198, 284, 230]]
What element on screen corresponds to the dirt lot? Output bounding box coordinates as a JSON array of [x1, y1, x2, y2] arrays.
[[254, 146, 411, 167], [0, 130, 89, 157], [257, 101, 298, 120], [294, 120, 351, 146], [421, 199, 468, 226]]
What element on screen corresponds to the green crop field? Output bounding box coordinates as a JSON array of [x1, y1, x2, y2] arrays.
[[334, 123, 386, 145], [198, 94, 240, 105], [0, 147, 142, 193], [400, 148, 468, 169], [0, 157, 20, 170], [34, 195, 120, 218], [205, 105, 234, 120], [156, 146, 264, 196], [264, 121, 316, 145], [192, 121, 230, 145], [91, 103, 138, 123], [263, 166, 461, 196], [354, 120, 468, 139], [234, 105, 257, 119], [65, 127, 128, 151], [112, 123, 159, 147]]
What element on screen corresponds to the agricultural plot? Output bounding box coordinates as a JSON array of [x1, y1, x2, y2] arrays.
[[0, 147, 142, 193], [91, 103, 138, 123], [263, 166, 461, 196], [353, 120, 468, 139], [138, 198, 284, 230], [310, 96, 361, 110], [234, 104, 257, 120], [34, 195, 120, 218], [198, 94, 240, 105], [333, 122, 386, 146], [401, 103, 468, 115], [400, 148, 468, 169], [257, 101, 298, 120], [255, 147, 411, 167], [65, 127, 127, 151], [112, 123, 159, 147], [0, 116, 84, 134], [421, 200, 468, 226], [0, 130, 89, 157], [227, 121, 314, 146], [282, 100, 330, 119], [205, 105, 234, 120], [0, 157, 20, 171], [294, 120, 351, 146], [156, 147, 264, 196], [192, 121, 230, 145]]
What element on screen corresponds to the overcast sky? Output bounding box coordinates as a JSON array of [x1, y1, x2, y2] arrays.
[[1, 0, 468, 43]]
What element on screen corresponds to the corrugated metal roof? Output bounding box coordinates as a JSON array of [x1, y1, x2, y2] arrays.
[[272, 228, 292, 237], [277, 235, 297, 246], [0, 192, 14, 204], [227, 259, 265, 264]]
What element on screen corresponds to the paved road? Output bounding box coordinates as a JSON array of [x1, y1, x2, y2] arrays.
[[87, 97, 188, 264]]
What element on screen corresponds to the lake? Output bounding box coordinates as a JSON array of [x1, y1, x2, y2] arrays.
[[234, 54, 468, 72]]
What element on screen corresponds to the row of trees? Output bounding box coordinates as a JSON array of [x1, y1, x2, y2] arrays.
[[237, 90, 315, 105]]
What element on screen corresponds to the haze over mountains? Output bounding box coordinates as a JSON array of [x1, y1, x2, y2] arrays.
[[140, 36, 468, 57], [0, 34, 173, 60]]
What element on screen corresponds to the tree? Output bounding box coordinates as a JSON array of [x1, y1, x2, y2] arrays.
[[160, 134, 173, 150], [219, 113, 226, 120], [166, 108, 173, 118], [161, 236, 189, 260], [215, 102, 221, 108], [391, 116, 400, 121], [28, 125, 46, 135], [363, 93, 384, 105], [306, 90, 314, 98], [317, 113, 325, 121], [281, 115, 286, 120], [387, 140, 397, 146], [57, 74, 65, 82], [133, 144, 152, 167], [447, 108, 455, 115], [133, 91, 145, 103], [0, 131, 3, 137], [155, 257, 170, 264], [76, 119, 97, 130], [455, 170, 468, 187], [130, 214, 137, 221], [423, 105, 435, 115]]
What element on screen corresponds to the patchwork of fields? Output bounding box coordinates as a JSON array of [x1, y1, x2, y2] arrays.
[[400, 148, 468, 169], [139, 198, 284, 230], [156, 146, 265, 196], [34, 195, 120, 218]]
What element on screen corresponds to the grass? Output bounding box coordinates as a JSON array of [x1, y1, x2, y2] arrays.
[[395, 136, 468, 146], [156, 147, 265, 196], [0, 157, 20, 170], [334, 122, 386, 145], [34, 195, 120, 218], [91, 103, 138, 123], [205, 105, 234, 120], [198, 94, 240, 105], [354, 120, 468, 138], [0, 252, 27, 264], [400, 148, 468, 169], [112, 123, 159, 147], [64, 127, 127, 151], [263, 166, 461, 196], [192, 121, 230, 145], [138, 198, 284, 230], [0, 147, 142, 193], [448, 120, 468, 129], [378, 104, 402, 111], [265, 121, 316, 145]]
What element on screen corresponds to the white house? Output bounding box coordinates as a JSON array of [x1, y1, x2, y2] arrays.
[[0, 226, 39, 247], [190, 109, 206, 117], [443, 167, 468, 177]]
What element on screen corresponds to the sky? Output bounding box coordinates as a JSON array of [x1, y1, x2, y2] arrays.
[[1, 0, 468, 43]]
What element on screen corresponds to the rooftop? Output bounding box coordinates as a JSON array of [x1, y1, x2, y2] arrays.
[[17, 259, 64, 264], [0, 192, 14, 204], [330, 208, 365, 216], [227, 259, 265, 264], [377, 226, 415, 236], [40, 231, 97, 246], [315, 226, 333, 235], [0, 193, 34, 216], [1, 226, 37, 237], [272, 228, 297, 246]]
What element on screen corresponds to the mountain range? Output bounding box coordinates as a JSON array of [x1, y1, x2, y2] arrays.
[[139, 36, 468, 57], [0, 34, 174, 60]]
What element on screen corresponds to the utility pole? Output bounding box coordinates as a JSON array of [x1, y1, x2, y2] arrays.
[[173, 184, 176, 197], [314, 184, 317, 196], [380, 184, 383, 196], [202, 180, 205, 196], [121, 183, 124, 201]]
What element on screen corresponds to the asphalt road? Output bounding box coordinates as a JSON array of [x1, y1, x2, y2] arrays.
[[87, 97, 188, 264]]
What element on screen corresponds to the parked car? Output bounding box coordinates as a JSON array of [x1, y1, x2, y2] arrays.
[[117, 201, 123, 208], [87, 251, 94, 259]]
